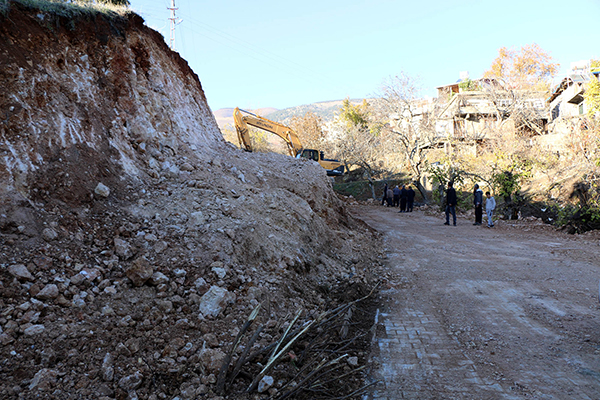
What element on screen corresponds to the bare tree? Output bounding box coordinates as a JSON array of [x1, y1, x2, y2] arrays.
[[287, 112, 326, 151], [326, 99, 394, 198], [480, 79, 550, 136], [371, 73, 441, 202]]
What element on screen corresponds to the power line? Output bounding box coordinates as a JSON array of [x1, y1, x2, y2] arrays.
[[178, 15, 352, 94], [131, 2, 351, 95]]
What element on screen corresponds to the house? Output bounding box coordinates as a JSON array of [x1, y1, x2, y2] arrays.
[[547, 60, 597, 121], [533, 61, 599, 153], [435, 75, 549, 140]]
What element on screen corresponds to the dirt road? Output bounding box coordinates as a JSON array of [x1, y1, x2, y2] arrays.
[[352, 205, 600, 399]]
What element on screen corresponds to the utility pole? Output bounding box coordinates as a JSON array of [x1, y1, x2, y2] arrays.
[[167, 0, 178, 50]]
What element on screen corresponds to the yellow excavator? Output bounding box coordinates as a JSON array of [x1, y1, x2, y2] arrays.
[[233, 107, 345, 176]]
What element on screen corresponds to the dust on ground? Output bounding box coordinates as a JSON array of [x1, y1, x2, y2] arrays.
[[352, 204, 600, 399]]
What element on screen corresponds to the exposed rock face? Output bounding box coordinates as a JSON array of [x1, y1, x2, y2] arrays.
[[0, 5, 222, 209], [0, 3, 382, 400]]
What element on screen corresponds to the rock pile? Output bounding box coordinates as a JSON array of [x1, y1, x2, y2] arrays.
[[0, 3, 383, 399]]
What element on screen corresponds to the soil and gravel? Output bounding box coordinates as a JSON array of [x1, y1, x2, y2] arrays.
[[0, 4, 384, 399]]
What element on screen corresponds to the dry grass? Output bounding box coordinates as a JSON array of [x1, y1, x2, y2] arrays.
[[1, 0, 130, 18]]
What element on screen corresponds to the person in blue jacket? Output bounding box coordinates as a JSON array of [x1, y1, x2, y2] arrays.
[[393, 185, 401, 207]]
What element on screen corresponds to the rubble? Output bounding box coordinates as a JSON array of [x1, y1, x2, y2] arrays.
[[0, 3, 384, 400]]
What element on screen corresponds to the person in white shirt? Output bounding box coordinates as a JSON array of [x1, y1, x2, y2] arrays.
[[485, 191, 496, 228]]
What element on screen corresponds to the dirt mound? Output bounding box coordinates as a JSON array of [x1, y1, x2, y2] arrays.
[[0, 3, 383, 399]]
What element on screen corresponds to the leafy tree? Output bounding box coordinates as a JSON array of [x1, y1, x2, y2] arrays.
[[249, 128, 271, 153], [584, 60, 600, 118], [481, 44, 559, 136], [484, 43, 559, 89], [339, 98, 370, 130], [328, 98, 392, 198], [426, 162, 467, 208], [458, 78, 479, 91], [69, 0, 131, 5]]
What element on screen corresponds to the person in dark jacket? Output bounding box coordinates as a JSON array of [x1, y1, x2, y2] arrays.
[[406, 185, 416, 212], [473, 184, 484, 225], [392, 186, 401, 207], [381, 183, 388, 206], [444, 181, 457, 226], [399, 185, 408, 212]]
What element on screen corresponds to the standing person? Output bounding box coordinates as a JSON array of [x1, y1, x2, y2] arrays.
[[393, 185, 401, 207], [444, 182, 457, 226], [400, 185, 408, 212], [485, 191, 496, 228], [473, 184, 484, 225], [381, 183, 388, 206], [386, 186, 394, 207], [407, 185, 416, 212]]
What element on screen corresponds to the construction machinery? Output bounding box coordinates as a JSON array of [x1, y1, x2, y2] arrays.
[[233, 107, 345, 176]]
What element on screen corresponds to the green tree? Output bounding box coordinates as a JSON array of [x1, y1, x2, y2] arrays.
[[329, 98, 392, 198], [339, 98, 370, 130]]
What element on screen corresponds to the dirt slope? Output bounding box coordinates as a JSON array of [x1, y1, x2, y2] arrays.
[[0, 3, 382, 399]]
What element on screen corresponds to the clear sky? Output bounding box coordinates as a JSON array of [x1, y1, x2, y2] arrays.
[[128, 0, 600, 112]]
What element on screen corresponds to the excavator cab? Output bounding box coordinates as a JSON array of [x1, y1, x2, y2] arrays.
[[298, 149, 344, 176], [298, 149, 320, 162]]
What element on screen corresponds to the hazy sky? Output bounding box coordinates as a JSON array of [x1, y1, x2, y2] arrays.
[[128, 0, 600, 111]]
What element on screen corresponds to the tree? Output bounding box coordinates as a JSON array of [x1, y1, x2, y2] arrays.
[[481, 44, 559, 136], [328, 98, 392, 198], [220, 125, 238, 145], [484, 43, 559, 90], [371, 73, 440, 202], [287, 112, 325, 151], [339, 98, 370, 130], [584, 60, 600, 118], [248, 128, 271, 153]]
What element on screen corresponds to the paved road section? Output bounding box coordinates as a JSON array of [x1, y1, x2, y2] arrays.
[[353, 206, 600, 400]]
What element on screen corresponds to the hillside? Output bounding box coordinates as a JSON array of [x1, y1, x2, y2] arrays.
[[213, 107, 278, 130], [214, 99, 367, 130], [0, 2, 382, 399]]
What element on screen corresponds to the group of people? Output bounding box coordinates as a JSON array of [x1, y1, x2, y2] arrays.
[[382, 183, 415, 212], [444, 182, 496, 228]]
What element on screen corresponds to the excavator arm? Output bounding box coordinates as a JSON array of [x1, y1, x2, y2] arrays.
[[232, 107, 345, 176], [233, 107, 303, 157]]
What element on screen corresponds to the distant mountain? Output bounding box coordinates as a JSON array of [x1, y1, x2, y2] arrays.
[[267, 99, 366, 124], [213, 107, 278, 129], [213, 99, 367, 129]]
